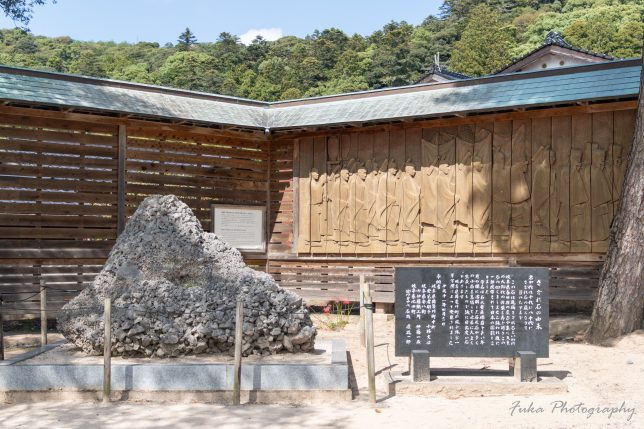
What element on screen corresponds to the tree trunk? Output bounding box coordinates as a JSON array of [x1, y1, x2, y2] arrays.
[[585, 56, 644, 344]]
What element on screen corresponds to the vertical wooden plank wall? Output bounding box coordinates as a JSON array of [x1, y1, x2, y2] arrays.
[[270, 109, 636, 303]]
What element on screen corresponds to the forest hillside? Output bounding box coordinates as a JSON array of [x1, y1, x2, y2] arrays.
[[0, 0, 641, 101]]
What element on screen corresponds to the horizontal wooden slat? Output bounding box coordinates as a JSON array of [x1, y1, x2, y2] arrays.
[[0, 126, 117, 146]]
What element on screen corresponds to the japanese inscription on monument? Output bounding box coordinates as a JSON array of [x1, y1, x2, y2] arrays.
[[395, 267, 549, 357]]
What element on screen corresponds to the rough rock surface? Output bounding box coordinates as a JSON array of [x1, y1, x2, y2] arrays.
[[57, 195, 316, 357]]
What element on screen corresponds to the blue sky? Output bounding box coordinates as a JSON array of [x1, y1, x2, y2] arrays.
[[0, 0, 443, 44]]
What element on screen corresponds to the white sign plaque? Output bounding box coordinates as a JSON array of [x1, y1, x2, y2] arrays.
[[211, 204, 266, 253]]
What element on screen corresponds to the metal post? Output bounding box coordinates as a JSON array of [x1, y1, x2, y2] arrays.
[[103, 297, 111, 403], [359, 274, 366, 349], [364, 284, 376, 404], [232, 298, 244, 405], [40, 280, 47, 346], [0, 299, 4, 361]]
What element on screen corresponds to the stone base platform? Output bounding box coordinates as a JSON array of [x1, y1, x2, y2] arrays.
[[0, 340, 350, 404], [389, 370, 568, 398]]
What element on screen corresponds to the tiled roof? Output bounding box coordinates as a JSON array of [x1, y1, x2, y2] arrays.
[[495, 31, 615, 74], [415, 64, 470, 83], [0, 60, 639, 131]]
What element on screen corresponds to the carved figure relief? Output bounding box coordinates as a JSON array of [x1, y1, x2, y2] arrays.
[[295, 113, 632, 254], [436, 132, 457, 247], [491, 121, 512, 252], [309, 168, 327, 246], [365, 159, 381, 242], [612, 144, 625, 204], [590, 144, 612, 243], [532, 144, 553, 241], [570, 147, 591, 244], [420, 132, 439, 226], [511, 120, 531, 252], [331, 164, 352, 244], [376, 159, 402, 243], [472, 124, 492, 248], [350, 164, 369, 246], [400, 160, 421, 245]]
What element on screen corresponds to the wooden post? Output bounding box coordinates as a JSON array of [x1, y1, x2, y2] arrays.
[[292, 139, 300, 254], [103, 297, 111, 403], [117, 124, 127, 236], [0, 299, 4, 361], [265, 138, 271, 272], [364, 284, 376, 404], [232, 298, 244, 405], [359, 274, 366, 348], [40, 280, 47, 346]]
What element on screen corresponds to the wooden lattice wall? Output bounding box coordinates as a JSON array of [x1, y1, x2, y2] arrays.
[[0, 111, 269, 319]]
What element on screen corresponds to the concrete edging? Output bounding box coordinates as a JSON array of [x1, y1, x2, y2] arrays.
[[0, 339, 349, 394]]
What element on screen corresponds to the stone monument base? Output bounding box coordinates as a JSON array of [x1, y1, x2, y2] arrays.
[[0, 340, 349, 405], [389, 369, 567, 398]]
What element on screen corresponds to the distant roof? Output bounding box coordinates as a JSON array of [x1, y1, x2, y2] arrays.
[[0, 59, 639, 131], [495, 31, 615, 74], [416, 64, 470, 84]]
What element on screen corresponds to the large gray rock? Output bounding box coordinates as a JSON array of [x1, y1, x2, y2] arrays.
[[57, 195, 316, 357]]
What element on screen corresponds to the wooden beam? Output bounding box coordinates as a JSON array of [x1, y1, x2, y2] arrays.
[[117, 124, 126, 236], [0, 105, 268, 141]]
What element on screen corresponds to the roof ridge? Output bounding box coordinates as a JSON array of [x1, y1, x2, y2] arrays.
[[494, 31, 616, 74]]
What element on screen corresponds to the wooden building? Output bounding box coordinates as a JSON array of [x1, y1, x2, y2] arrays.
[[0, 59, 640, 319], [417, 31, 615, 84]]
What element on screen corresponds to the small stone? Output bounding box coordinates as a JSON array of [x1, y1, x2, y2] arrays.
[[270, 327, 282, 336]]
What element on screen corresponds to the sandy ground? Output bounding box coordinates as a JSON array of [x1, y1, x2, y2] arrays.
[[1, 332, 64, 359], [0, 314, 642, 429]]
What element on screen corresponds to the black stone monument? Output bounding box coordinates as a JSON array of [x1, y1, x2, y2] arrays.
[[394, 267, 549, 382]]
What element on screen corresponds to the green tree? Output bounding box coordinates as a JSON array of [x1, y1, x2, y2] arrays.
[[0, 0, 52, 27], [450, 4, 516, 76], [177, 27, 197, 51], [367, 21, 419, 88], [156, 51, 221, 92]]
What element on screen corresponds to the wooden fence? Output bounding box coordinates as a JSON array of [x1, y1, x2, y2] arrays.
[[0, 107, 610, 319], [0, 111, 269, 319]]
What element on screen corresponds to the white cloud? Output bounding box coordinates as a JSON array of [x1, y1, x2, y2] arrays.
[[239, 28, 283, 45]]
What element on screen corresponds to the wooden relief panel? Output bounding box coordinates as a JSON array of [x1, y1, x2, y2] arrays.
[[551, 116, 571, 252], [402, 128, 422, 254], [354, 133, 373, 254], [420, 128, 439, 254], [612, 110, 635, 214], [511, 119, 531, 253], [295, 111, 634, 255], [570, 114, 592, 252], [591, 112, 613, 253], [455, 124, 474, 253], [531, 117, 551, 253], [436, 127, 457, 251], [492, 121, 512, 253], [472, 122, 493, 253]]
